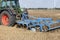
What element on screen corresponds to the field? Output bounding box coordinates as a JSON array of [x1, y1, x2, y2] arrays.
[[28, 10, 60, 20], [0, 10, 60, 40]]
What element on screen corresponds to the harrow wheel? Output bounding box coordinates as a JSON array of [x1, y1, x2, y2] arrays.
[[43, 26, 48, 32]]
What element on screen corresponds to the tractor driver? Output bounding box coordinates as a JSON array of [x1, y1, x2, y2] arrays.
[[21, 8, 29, 20]]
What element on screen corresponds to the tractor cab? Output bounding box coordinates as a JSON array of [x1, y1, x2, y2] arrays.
[[1, 0, 19, 8], [0, 0, 21, 13]]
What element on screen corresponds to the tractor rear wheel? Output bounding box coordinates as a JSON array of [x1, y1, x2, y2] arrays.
[[0, 11, 16, 26]]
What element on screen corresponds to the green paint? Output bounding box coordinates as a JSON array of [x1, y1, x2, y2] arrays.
[[0, 0, 22, 14]]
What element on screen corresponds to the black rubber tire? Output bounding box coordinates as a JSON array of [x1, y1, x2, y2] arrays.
[[0, 11, 16, 26]]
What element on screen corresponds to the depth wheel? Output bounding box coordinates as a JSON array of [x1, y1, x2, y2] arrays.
[[43, 26, 48, 32]]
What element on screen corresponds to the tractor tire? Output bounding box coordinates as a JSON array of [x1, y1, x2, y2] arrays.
[[0, 11, 16, 26]]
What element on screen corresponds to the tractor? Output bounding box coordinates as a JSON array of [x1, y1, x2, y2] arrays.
[[0, 0, 23, 26], [0, 0, 60, 32]]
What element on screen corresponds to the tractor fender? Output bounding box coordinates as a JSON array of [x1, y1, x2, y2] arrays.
[[0, 9, 16, 16]]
